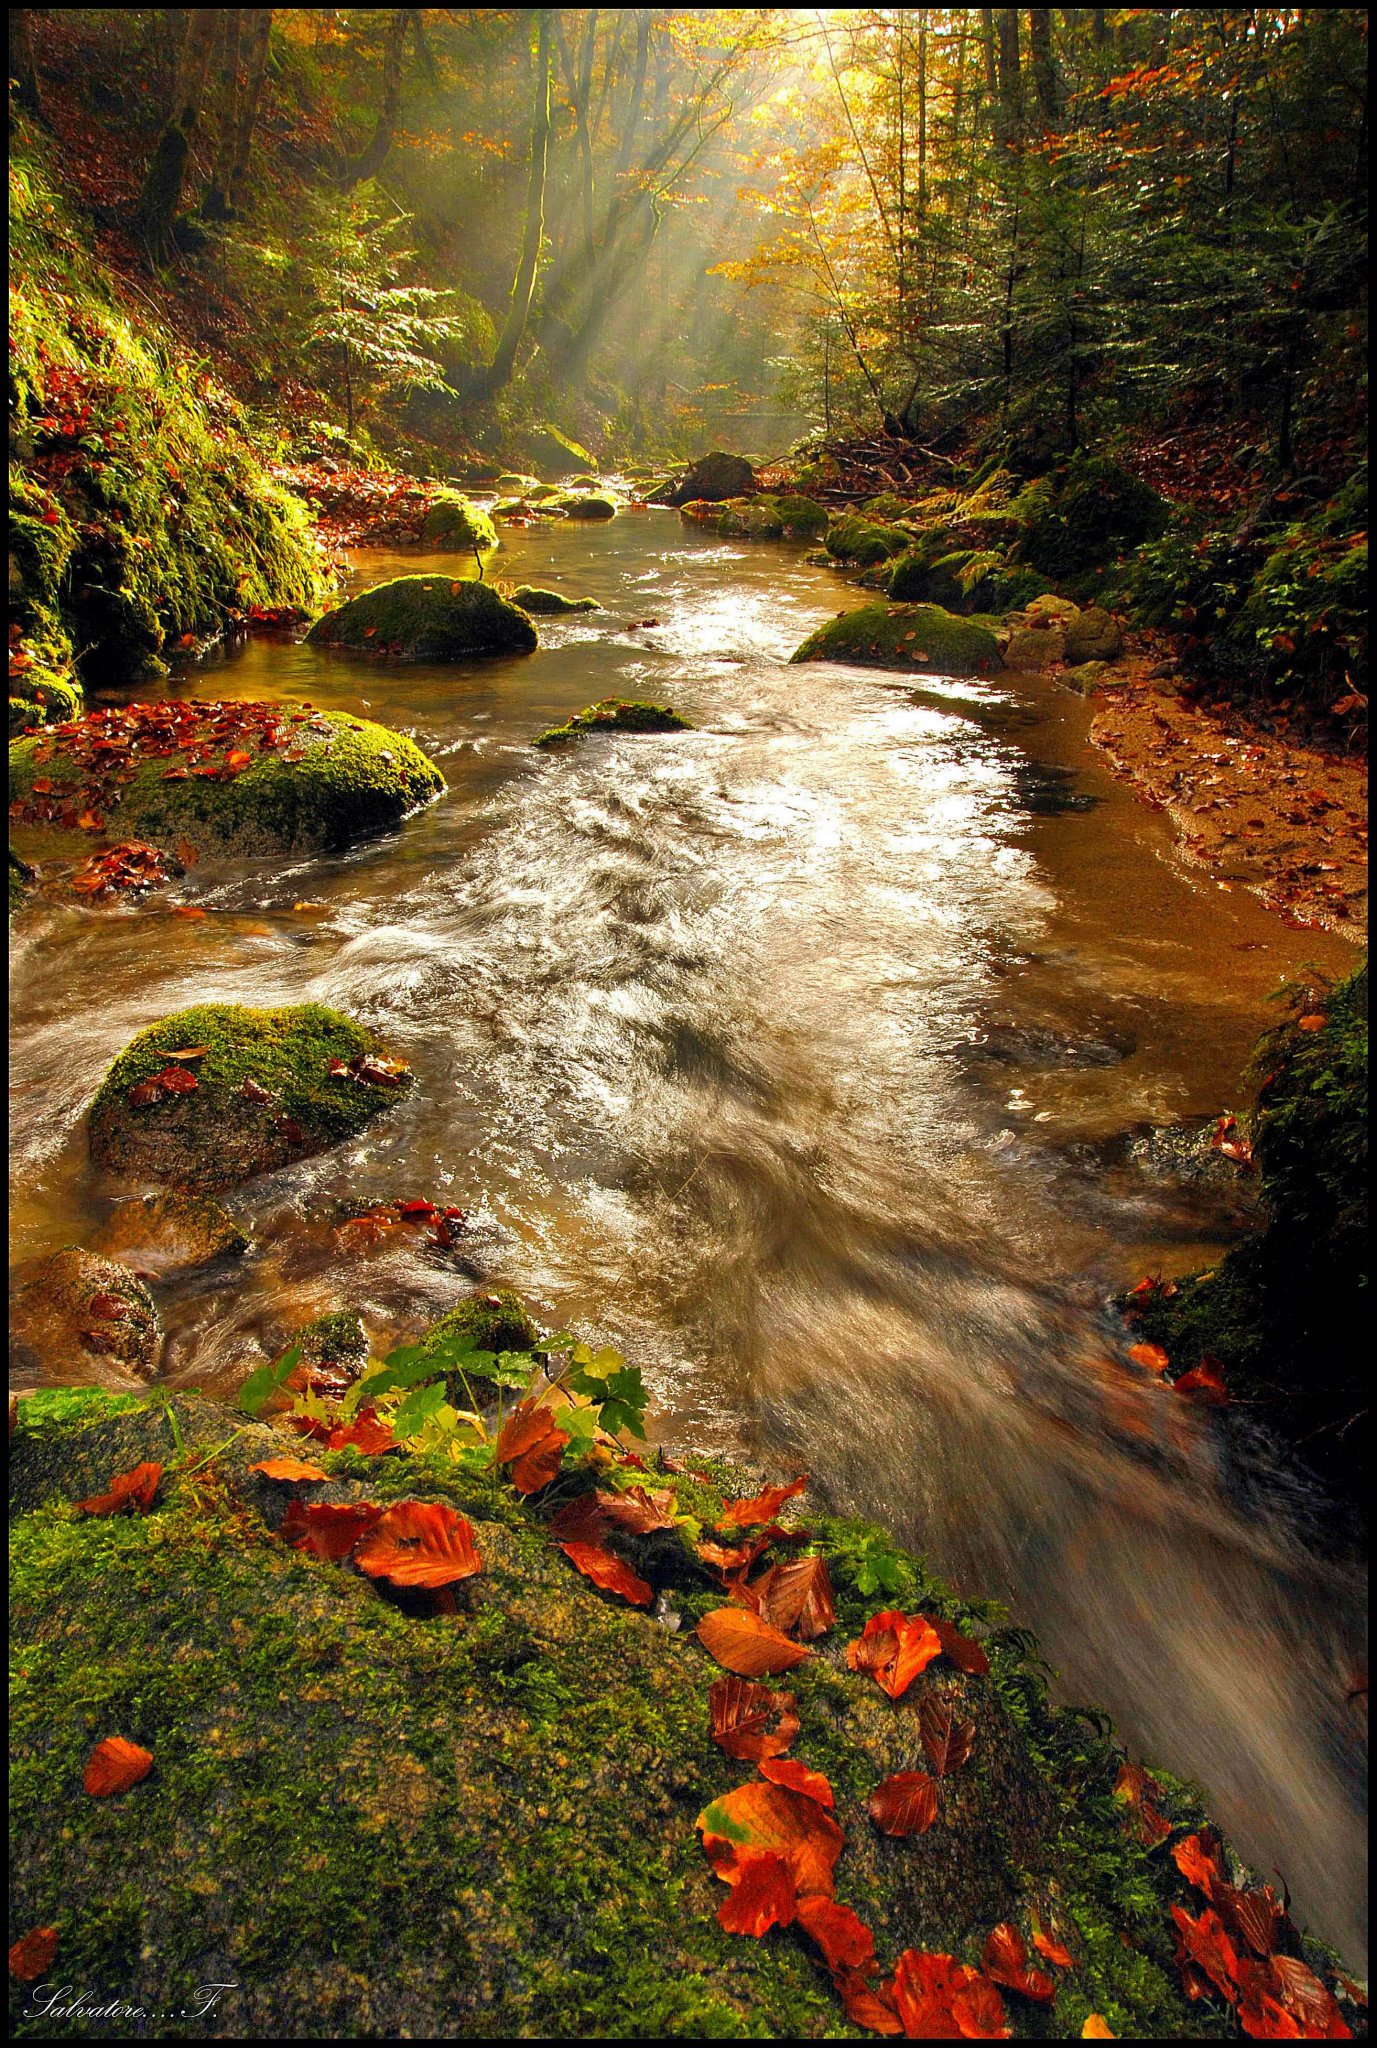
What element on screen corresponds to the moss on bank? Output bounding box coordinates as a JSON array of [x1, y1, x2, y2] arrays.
[[306, 577, 537, 662], [791, 603, 1001, 677], [511, 586, 600, 614], [88, 1002, 413, 1191], [825, 514, 911, 567], [534, 699, 692, 747], [8, 1384, 1266, 2040]]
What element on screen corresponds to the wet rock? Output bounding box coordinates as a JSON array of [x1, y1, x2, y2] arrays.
[[964, 1020, 1134, 1068], [1064, 607, 1124, 663], [534, 698, 691, 747], [791, 602, 1000, 677], [306, 576, 537, 661], [417, 1288, 542, 1360], [88, 1002, 414, 1192], [1061, 659, 1109, 695], [650, 450, 755, 506], [714, 495, 829, 541], [10, 1247, 160, 1380], [296, 1309, 370, 1376], [90, 1190, 248, 1277], [553, 492, 618, 520], [415, 491, 498, 553], [824, 513, 910, 567], [511, 586, 600, 615]]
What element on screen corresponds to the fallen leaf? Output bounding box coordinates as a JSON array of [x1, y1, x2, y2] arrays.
[[748, 1553, 836, 1640], [1082, 2019, 1116, 2038], [325, 1408, 395, 1456], [716, 1851, 798, 1936], [1114, 1760, 1171, 1846], [163, 1046, 209, 1060], [835, 1968, 903, 2034], [249, 1456, 329, 1482], [920, 1694, 976, 1776], [868, 1770, 938, 1837], [74, 1461, 163, 1516], [847, 1609, 942, 1699], [1173, 1358, 1230, 1407], [1267, 1955, 1351, 2036], [759, 1756, 834, 1808], [353, 1499, 483, 1588], [1173, 1827, 1227, 1898], [720, 1473, 808, 1528], [796, 1895, 876, 1974], [1128, 1342, 1170, 1374], [594, 1483, 679, 1535], [558, 1539, 653, 1606], [1032, 1925, 1075, 1969], [8, 1926, 58, 1982], [1171, 1903, 1241, 2004], [1296, 1014, 1326, 1032], [697, 1779, 843, 1900], [84, 1736, 153, 1797], [982, 1923, 1056, 2003], [893, 1951, 1010, 2038], [707, 1676, 800, 1761], [279, 1498, 383, 1561], [697, 1607, 812, 1676], [930, 1615, 991, 1674]]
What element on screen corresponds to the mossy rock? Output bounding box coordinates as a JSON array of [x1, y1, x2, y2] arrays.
[[511, 586, 600, 615], [416, 491, 498, 553], [9, 1247, 160, 1381], [296, 1309, 370, 1374], [306, 577, 537, 662], [861, 492, 916, 522], [554, 494, 618, 520], [494, 473, 539, 493], [652, 451, 756, 507], [416, 1288, 542, 1364], [525, 482, 562, 502], [715, 495, 829, 542], [888, 539, 1048, 615], [824, 514, 910, 567], [534, 699, 692, 747], [1062, 660, 1109, 696], [89, 1190, 249, 1277], [8, 704, 444, 856], [791, 603, 1001, 676], [8, 1386, 1276, 2038], [1010, 456, 1170, 584], [9, 667, 82, 736], [88, 1002, 415, 1192], [1064, 608, 1124, 663]]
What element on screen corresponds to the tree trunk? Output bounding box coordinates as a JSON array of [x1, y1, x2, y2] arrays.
[[464, 11, 552, 402], [336, 7, 410, 193], [223, 8, 272, 215], [202, 8, 243, 220], [978, 9, 998, 101], [994, 9, 1023, 146], [131, 6, 220, 261], [1028, 8, 1058, 127], [10, 8, 44, 122]]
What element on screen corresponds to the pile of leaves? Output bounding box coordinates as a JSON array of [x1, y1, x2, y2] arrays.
[[69, 840, 178, 898], [271, 460, 455, 548], [336, 1196, 469, 1252]]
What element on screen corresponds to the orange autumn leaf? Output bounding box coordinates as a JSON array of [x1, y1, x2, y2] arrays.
[[748, 1553, 836, 1640], [930, 1615, 990, 1674], [867, 1770, 938, 1838], [353, 1500, 482, 1589], [795, 1894, 875, 1975], [510, 1427, 570, 1494], [8, 1926, 58, 1982], [592, 1483, 679, 1534], [697, 1779, 843, 1902], [74, 1460, 163, 1516], [1173, 1827, 1227, 1898], [982, 1923, 1056, 2003], [1171, 1903, 1242, 2005], [708, 1676, 800, 1762], [835, 1968, 903, 2035], [716, 1851, 798, 1937], [920, 1694, 977, 1777], [1296, 1014, 1326, 1031], [494, 1396, 555, 1463], [558, 1539, 653, 1606], [719, 1473, 808, 1528], [279, 1498, 384, 1562], [847, 1609, 942, 1699], [326, 1406, 395, 1456], [1128, 1341, 1170, 1374], [1031, 1924, 1075, 1969], [1114, 1760, 1171, 1846], [1217, 1881, 1289, 1959], [249, 1456, 329, 1482], [1267, 1955, 1352, 2037], [893, 1951, 1010, 2039], [696, 1606, 812, 1676], [1173, 1357, 1230, 1407], [84, 1736, 153, 1797], [759, 1756, 834, 1809], [548, 1492, 612, 1545], [1082, 2019, 1116, 2038]]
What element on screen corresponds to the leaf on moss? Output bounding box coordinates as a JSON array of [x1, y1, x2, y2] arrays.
[[279, 1498, 383, 1562], [8, 1926, 58, 1982], [867, 1770, 938, 1837], [715, 1851, 798, 1936], [919, 1694, 976, 1777], [353, 1500, 483, 1589], [892, 1951, 1010, 2038], [796, 1895, 875, 1976], [759, 1756, 834, 1809], [719, 1473, 808, 1528], [557, 1539, 652, 1606], [84, 1736, 153, 1798], [708, 1676, 800, 1762], [74, 1461, 162, 1516], [846, 1610, 942, 1699], [930, 1615, 990, 1674], [982, 1923, 1056, 2003], [697, 1780, 843, 1901], [696, 1607, 812, 1676], [745, 1553, 835, 1640], [249, 1456, 328, 1482]]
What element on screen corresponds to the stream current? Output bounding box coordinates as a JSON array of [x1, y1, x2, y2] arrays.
[[8, 512, 1366, 1963]]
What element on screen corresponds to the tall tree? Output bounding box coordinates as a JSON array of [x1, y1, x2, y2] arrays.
[[337, 8, 413, 194], [131, 6, 221, 260], [463, 9, 552, 402]]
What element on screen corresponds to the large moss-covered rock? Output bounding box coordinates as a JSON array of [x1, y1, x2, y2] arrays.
[[1064, 607, 1124, 663], [554, 493, 618, 520], [652, 450, 756, 506], [888, 538, 1048, 614], [825, 514, 910, 567], [416, 491, 498, 553], [11, 1382, 1320, 2037], [714, 495, 829, 541], [88, 1002, 414, 1191], [9, 1247, 160, 1381], [1009, 456, 1170, 585], [535, 699, 691, 747], [8, 702, 444, 856], [511, 586, 600, 615], [417, 1288, 542, 1361], [307, 576, 537, 661], [791, 602, 1001, 676]]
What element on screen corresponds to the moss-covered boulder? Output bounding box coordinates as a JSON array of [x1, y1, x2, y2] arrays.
[[9, 1247, 160, 1380], [11, 1384, 1338, 2038], [88, 1002, 415, 1192], [888, 538, 1048, 614], [791, 603, 1001, 676], [1064, 607, 1124, 663], [1062, 660, 1109, 695], [8, 702, 444, 856], [861, 492, 917, 522], [824, 514, 911, 567], [1009, 456, 1170, 586], [296, 1309, 371, 1376], [511, 586, 600, 615], [8, 663, 82, 737], [715, 495, 829, 541], [416, 491, 498, 553], [417, 1288, 542, 1362], [535, 699, 691, 747], [90, 1190, 248, 1278], [494, 473, 539, 493], [307, 576, 537, 662], [652, 450, 756, 506], [554, 493, 618, 520]]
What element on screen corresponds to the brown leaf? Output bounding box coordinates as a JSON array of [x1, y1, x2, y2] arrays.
[[759, 1756, 834, 1808], [594, 1483, 679, 1535], [893, 1951, 1010, 2038], [930, 1615, 990, 1674], [9, 1926, 58, 1982], [719, 1473, 808, 1528], [353, 1500, 483, 1589], [698, 1780, 844, 1901], [749, 1553, 835, 1640], [74, 1461, 163, 1516], [249, 1456, 329, 1483], [982, 1923, 1056, 2004], [279, 1499, 383, 1561], [834, 1968, 903, 2034], [696, 1607, 813, 1676], [847, 1610, 942, 1699], [84, 1736, 153, 1797], [867, 1771, 938, 1837], [708, 1676, 800, 1762], [919, 1694, 976, 1777], [795, 1895, 875, 1976], [715, 1851, 798, 1937], [557, 1539, 653, 1606]]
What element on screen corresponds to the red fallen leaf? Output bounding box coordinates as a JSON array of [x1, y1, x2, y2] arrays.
[[241, 1077, 272, 1102], [893, 1951, 1010, 2038], [982, 1923, 1056, 2003], [279, 1498, 383, 1561], [178, 632, 197, 648], [1296, 1014, 1326, 1032], [249, 1456, 329, 1482], [1128, 1341, 1170, 1374], [326, 1407, 395, 1456], [759, 1756, 834, 1808], [163, 767, 190, 780], [720, 1473, 808, 1528], [558, 1539, 653, 1606], [868, 1770, 938, 1837], [1174, 1357, 1230, 1407], [354, 1499, 483, 1589], [835, 1967, 903, 2034], [593, 1483, 679, 1535], [87, 1291, 132, 1319], [157, 1064, 200, 1094], [9, 1926, 59, 1981], [225, 750, 252, 772], [1268, 1955, 1351, 2037], [548, 1492, 612, 1546], [796, 1895, 875, 1975], [362, 626, 378, 637], [697, 1780, 844, 1901], [920, 1694, 977, 1776], [716, 1850, 798, 1936], [353, 1053, 410, 1087], [930, 1615, 990, 1675], [696, 1607, 813, 1676], [847, 1610, 942, 1699], [1082, 2020, 1117, 2038], [278, 1117, 305, 1145], [1173, 1828, 1227, 1897], [1217, 1882, 1289, 1959], [84, 1735, 153, 1797], [1114, 1760, 1171, 1846], [1032, 1925, 1075, 1969], [76, 810, 105, 831], [747, 1553, 835, 1640], [1171, 1903, 1241, 2005], [507, 1419, 570, 1494], [396, 1198, 439, 1219], [74, 1461, 162, 1516], [30, 777, 52, 794], [708, 1676, 800, 1762]]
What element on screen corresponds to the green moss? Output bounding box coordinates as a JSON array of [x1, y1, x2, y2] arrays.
[[9, 706, 444, 855], [715, 496, 830, 542], [888, 537, 1048, 613], [415, 1288, 543, 1366], [88, 1002, 413, 1191], [1009, 455, 1170, 587], [825, 514, 911, 567], [417, 491, 498, 552], [860, 493, 915, 522], [306, 576, 537, 661], [511, 586, 600, 615], [534, 698, 692, 747], [555, 493, 618, 520], [791, 602, 1001, 676], [297, 1310, 370, 1372]]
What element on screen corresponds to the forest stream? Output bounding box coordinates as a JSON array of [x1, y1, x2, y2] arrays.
[[8, 509, 1366, 1968]]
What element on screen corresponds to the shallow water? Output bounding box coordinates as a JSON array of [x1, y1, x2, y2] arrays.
[[9, 510, 1366, 1961]]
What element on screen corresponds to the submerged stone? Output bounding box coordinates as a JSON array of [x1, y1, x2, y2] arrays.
[[554, 493, 618, 520], [791, 602, 1000, 676], [9, 1247, 160, 1381], [90, 1189, 249, 1277], [307, 576, 538, 661], [88, 1001, 415, 1191], [511, 586, 600, 615], [534, 698, 692, 746]]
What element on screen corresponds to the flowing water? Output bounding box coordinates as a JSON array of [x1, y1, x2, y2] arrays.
[[9, 511, 1366, 1962]]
